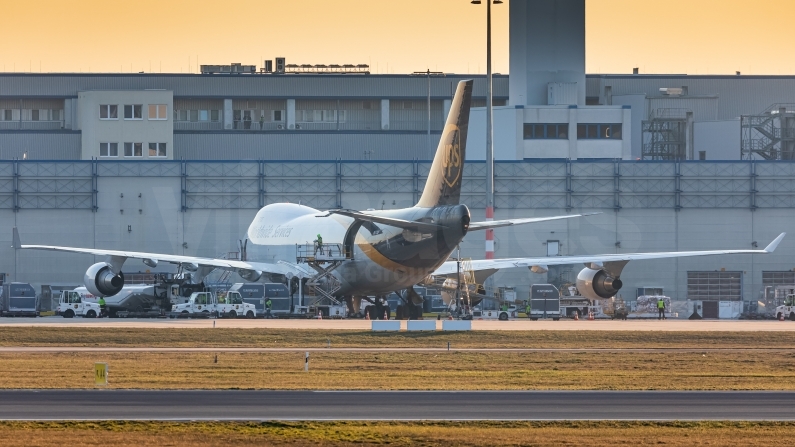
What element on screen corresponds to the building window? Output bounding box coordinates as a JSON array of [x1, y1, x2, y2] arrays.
[[99, 105, 118, 120], [124, 142, 143, 157], [189, 110, 199, 122], [124, 105, 142, 120], [199, 110, 209, 121], [148, 104, 167, 120], [2, 110, 11, 121], [403, 101, 413, 109], [99, 142, 118, 157], [211, 110, 220, 122], [577, 124, 622, 140], [523, 123, 568, 139], [148, 143, 167, 157], [272, 110, 283, 122]]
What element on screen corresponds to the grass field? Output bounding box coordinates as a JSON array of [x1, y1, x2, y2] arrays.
[[2, 421, 794, 446], [2, 350, 795, 390], [1, 327, 793, 349]]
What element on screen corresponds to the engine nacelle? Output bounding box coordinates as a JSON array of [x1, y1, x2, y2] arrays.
[[84, 262, 125, 297], [576, 268, 623, 300], [238, 269, 262, 282]]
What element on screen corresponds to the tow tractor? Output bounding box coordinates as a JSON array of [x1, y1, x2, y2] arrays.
[[58, 290, 102, 318], [775, 294, 795, 321], [170, 291, 256, 318]]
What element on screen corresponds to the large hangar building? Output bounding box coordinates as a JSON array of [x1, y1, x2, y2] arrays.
[[0, 0, 794, 308]]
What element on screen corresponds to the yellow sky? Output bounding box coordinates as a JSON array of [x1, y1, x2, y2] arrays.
[[1, 0, 793, 75]]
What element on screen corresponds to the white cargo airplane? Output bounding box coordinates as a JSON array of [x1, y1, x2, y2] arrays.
[[13, 80, 785, 315]]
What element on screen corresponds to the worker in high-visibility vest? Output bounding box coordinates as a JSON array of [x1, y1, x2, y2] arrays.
[[314, 234, 324, 256], [265, 298, 273, 319], [657, 297, 666, 320], [98, 296, 107, 317]]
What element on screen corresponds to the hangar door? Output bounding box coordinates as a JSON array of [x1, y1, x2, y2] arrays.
[[687, 271, 743, 302]]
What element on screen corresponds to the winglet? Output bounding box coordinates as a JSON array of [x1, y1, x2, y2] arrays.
[[764, 233, 786, 253], [12, 227, 21, 249]]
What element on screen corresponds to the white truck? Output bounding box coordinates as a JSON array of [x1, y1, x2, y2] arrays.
[[171, 291, 256, 319], [480, 304, 519, 321], [58, 290, 102, 318], [775, 294, 795, 321]]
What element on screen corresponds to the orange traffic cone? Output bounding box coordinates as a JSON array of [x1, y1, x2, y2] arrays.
[[588, 311, 595, 321], [384, 311, 388, 320]]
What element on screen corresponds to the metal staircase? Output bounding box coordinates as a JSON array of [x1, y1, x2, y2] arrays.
[[642, 108, 691, 160], [296, 243, 350, 306], [217, 270, 233, 284], [741, 104, 795, 160]]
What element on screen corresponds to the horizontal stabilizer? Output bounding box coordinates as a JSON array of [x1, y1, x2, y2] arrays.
[[468, 212, 600, 231], [326, 210, 445, 232]]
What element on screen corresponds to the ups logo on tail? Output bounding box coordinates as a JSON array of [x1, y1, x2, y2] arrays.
[[442, 124, 462, 188]]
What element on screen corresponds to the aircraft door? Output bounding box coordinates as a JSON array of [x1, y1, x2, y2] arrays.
[[343, 221, 366, 261]]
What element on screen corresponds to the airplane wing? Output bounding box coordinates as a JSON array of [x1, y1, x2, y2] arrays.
[[12, 228, 311, 278], [468, 212, 601, 231], [325, 209, 444, 232], [433, 232, 786, 276]]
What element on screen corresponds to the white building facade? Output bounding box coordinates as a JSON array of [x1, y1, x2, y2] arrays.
[[78, 90, 174, 160]]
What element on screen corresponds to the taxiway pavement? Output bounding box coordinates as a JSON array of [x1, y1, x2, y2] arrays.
[[0, 390, 791, 421]]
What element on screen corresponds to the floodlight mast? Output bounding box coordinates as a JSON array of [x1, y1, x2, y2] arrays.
[[471, 0, 502, 295]]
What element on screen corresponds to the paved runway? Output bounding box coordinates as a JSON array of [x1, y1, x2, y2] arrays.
[[0, 390, 792, 421], [2, 317, 795, 331]]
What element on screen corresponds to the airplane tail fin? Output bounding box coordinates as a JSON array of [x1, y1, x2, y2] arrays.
[[416, 79, 473, 207]]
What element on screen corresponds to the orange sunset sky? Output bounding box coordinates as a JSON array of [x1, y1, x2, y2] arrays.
[[1, 0, 794, 75]]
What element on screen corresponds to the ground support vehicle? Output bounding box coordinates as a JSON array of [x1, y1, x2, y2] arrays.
[[775, 294, 795, 321], [68, 275, 211, 318], [58, 290, 102, 318], [1, 283, 38, 317], [607, 297, 628, 320], [310, 304, 347, 319], [481, 305, 519, 321], [528, 284, 561, 321], [228, 282, 291, 318], [170, 291, 255, 319], [560, 297, 600, 319], [217, 290, 257, 319]]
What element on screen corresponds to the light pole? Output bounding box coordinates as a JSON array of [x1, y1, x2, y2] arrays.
[[471, 0, 502, 267]]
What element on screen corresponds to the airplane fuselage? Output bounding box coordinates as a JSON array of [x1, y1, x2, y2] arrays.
[[246, 202, 470, 295]]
